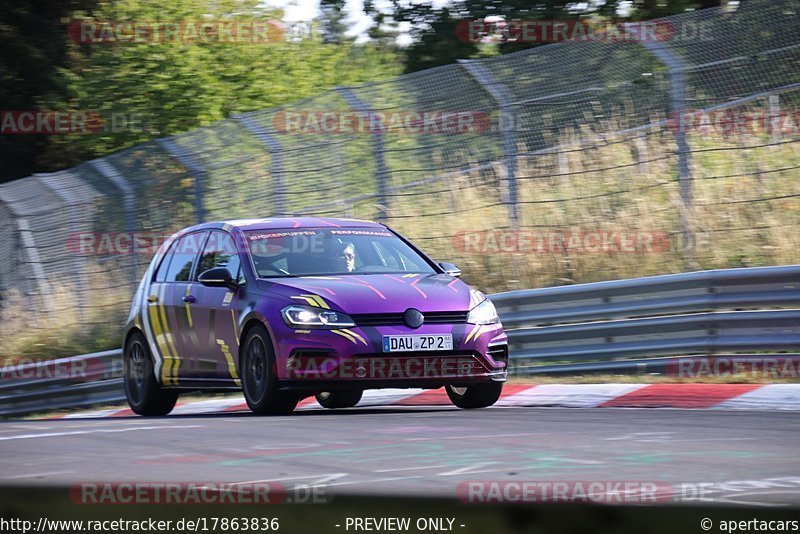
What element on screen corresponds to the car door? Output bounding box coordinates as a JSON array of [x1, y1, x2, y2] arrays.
[[146, 231, 208, 384], [189, 230, 243, 384]]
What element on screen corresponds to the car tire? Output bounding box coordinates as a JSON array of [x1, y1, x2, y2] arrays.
[[241, 324, 298, 415], [124, 331, 179, 416], [445, 382, 503, 409], [315, 390, 363, 409]]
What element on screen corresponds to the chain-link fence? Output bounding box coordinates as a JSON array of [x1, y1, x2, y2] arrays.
[[1, 0, 799, 351]]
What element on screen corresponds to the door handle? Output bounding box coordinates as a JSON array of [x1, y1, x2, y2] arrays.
[[147, 295, 158, 303], [182, 295, 196, 303]]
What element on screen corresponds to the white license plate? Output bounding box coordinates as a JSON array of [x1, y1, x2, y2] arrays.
[[382, 334, 453, 352]]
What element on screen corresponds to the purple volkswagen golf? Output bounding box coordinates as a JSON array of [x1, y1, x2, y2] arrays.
[[122, 217, 508, 415]]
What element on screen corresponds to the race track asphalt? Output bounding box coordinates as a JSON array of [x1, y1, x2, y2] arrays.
[[1, 406, 799, 507]]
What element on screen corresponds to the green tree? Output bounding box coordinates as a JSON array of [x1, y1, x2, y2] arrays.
[[1, 0, 402, 182], [363, 0, 725, 73], [0, 0, 98, 180]]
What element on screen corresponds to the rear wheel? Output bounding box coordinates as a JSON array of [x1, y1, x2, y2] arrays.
[[124, 331, 179, 416], [315, 390, 363, 409], [241, 324, 298, 415], [446, 382, 503, 409]]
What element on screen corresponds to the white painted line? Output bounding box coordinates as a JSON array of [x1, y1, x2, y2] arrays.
[[314, 475, 424, 488], [538, 457, 604, 465], [171, 398, 245, 415], [497, 384, 647, 408], [374, 465, 449, 473], [716, 384, 800, 411], [402, 432, 544, 442], [229, 473, 348, 486], [356, 388, 426, 407], [60, 408, 129, 419], [713, 491, 791, 508], [4, 470, 75, 479], [439, 462, 499, 476], [0, 424, 203, 441]]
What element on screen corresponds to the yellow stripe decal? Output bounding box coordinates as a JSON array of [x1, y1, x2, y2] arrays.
[[331, 329, 358, 345], [158, 285, 180, 385], [156, 286, 175, 385], [217, 339, 241, 385], [341, 328, 368, 346], [184, 284, 193, 328], [465, 324, 482, 344], [291, 293, 329, 309], [148, 300, 169, 384], [291, 295, 318, 307], [312, 295, 330, 309]]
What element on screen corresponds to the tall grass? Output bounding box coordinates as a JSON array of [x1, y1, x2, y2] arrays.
[[387, 121, 800, 294]]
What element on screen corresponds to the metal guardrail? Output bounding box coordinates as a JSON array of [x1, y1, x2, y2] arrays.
[[1, 265, 798, 416], [494, 264, 800, 374], [0, 350, 123, 418]]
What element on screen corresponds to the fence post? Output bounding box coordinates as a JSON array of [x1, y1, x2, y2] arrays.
[[458, 59, 519, 225], [234, 113, 287, 216], [640, 38, 694, 267], [18, 218, 53, 312], [35, 172, 91, 323], [156, 138, 206, 223], [768, 94, 781, 144], [90, 158, 139, 291], [335, 87, 390, 221]]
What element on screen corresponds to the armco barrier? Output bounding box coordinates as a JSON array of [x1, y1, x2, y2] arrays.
[[1, 265, 798, 416], [495, 264, 800, 374], [0, 350, 123, 417]]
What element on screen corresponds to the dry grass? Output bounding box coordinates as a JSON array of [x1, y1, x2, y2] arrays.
[[386, 121, 800, 294], [0, 272, 127, 361]]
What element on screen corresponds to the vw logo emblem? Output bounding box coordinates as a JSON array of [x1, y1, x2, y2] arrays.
[[404, 308, 424, 329]]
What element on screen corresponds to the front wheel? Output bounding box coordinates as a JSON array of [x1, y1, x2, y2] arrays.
[[124, 331, 179, 416], [241, 324, 298, 415], [446, 382, 503, 409], [315, 390, 363, 409]]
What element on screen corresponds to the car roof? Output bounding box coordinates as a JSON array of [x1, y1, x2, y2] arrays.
[[192, 217, 385, 232]]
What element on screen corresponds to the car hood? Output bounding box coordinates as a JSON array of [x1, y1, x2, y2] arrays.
[[258, 273, 484, 314]]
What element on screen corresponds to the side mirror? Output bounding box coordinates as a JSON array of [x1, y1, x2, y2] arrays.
[[198, 267, 238, 290], [438, 261, 462, 278]]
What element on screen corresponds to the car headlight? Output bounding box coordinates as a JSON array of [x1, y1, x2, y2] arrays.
[[467, 298, 499, 325], [281, 305, 355, 328]]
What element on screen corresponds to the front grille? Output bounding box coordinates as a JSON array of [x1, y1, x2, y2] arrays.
[[351, 311, 469, 327]]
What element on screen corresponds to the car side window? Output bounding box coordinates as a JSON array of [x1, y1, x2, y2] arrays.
[[164, 232, 206, 282], [154, 246, 175, 282], [196, 231, 242, 283]]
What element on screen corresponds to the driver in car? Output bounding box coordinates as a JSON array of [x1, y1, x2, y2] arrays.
[[336, 242, 356, 273]]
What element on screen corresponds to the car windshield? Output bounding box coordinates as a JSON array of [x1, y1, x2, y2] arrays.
[[244, 228, 437, 277]]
